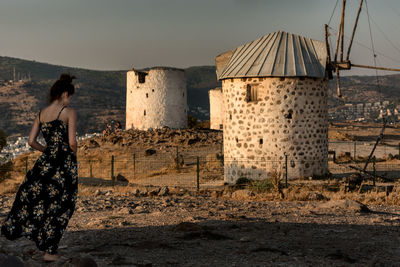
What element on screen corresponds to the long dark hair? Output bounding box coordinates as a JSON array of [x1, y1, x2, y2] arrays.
[[48, 74, 76, 103]]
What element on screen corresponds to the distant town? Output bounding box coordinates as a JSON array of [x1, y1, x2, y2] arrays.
[[329, 101, 400, 122], [0, 133, 101, 162]]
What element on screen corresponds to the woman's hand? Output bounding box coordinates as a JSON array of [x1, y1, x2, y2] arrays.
[[28, 116, 46, 152], [67, 108, 77, 154]]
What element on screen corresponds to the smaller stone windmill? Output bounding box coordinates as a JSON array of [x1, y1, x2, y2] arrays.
[[126, 67, 187, 130]]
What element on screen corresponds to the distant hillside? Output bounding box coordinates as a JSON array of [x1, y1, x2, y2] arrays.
[[327, 74, 400, 110], [0, 56, 219, 137], [0, 56, 126, 137], [1, 55, 400, 137]]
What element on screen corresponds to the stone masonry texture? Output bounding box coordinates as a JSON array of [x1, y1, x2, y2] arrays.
[[223, 77, 329, 183]]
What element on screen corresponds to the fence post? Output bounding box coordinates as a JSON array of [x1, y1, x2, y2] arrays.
[[133, 153, 136, 179], [285, 154, 288, 188], [89, 160, 93, 178], [196, 156, 200, 191], [111, 155, 115, 181], [353, 141, 357, 161], [176, 146, 179, 170], [373, 156, 376, 186], [25, 156, 28, 175]]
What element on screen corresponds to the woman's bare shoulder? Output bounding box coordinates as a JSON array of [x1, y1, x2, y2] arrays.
[[64, 107, 77, 120], [64, 107, 76, 114]]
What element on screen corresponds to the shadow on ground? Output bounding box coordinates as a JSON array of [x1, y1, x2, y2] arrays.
[[60, 219, 400, 266]]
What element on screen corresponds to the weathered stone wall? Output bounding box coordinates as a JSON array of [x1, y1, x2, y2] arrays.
[[223, 77, 328, 183], [209, 87, 224, 130], [126, 68, 187, 130]]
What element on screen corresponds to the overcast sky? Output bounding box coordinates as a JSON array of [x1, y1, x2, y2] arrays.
[[0, 0, 400, 75]]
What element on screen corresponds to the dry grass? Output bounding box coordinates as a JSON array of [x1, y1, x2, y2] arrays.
[[252, 180, 400, 206]]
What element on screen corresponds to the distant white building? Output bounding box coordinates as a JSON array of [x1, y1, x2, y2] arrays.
[[126, 67, 187, 130], [209, 87, 224, 130]]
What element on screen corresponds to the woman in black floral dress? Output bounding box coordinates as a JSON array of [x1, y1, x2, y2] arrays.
[[1, 74, 78, 262]]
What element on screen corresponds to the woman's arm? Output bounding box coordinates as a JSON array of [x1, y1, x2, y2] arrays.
[[67, 108, 77, 153], [28, 116, 46, 152]]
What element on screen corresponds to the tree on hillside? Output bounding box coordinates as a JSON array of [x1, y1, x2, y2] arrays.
[[0, 129, 6, 150]]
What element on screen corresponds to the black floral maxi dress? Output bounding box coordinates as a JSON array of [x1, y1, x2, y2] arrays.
[[1, 107, 78, 255]]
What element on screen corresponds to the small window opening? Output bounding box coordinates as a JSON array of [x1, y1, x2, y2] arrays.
[[146, 93, 148, 98], [235, 138, 238, 143], [229, 114, 232, 120], [183, 92, 185, 97], [144, 110, 146, 116], [259, 139, 263, 145], [246, 84, 258, 102], [219, 124, 223, 130], [152, 89, 154, 92], [285, 109, 293, 119], [137, 72, 148, 83]]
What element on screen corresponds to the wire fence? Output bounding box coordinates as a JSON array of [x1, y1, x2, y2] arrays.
[[1, 141, 400, 189]]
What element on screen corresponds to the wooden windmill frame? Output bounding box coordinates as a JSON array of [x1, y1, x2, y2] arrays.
[[325, 0, 400, 97]]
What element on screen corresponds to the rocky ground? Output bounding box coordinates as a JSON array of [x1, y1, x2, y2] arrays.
[[2, 123, 400, 266], [1, 184, 400, 266]]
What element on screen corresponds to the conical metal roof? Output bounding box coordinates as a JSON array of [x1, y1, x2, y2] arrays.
[[216, 31, 327, 80]]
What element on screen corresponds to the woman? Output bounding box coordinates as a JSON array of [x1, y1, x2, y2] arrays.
[[1, 74, 78, 262]]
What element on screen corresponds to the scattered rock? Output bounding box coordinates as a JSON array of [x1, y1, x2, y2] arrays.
[[119, 207, 133, 215], [231, 189, 254, 200], [386, 153, 394, 160], [211, 190, 223, 198], [307, 192, 327, 201], [140, 188, 149, 196], [104, 190, 113, 196], [158, 186, 169, 196], [116, 174, 128, 182], [132, 188, 140, 196], [149, 187, 160, 196], [110, 136, 123, 144], [134, 206, 148, 214], [186, 138, 200, 145], [88, 139, 100, 148], [145, 149, 156, 156], [317, 199, 370, 213]]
